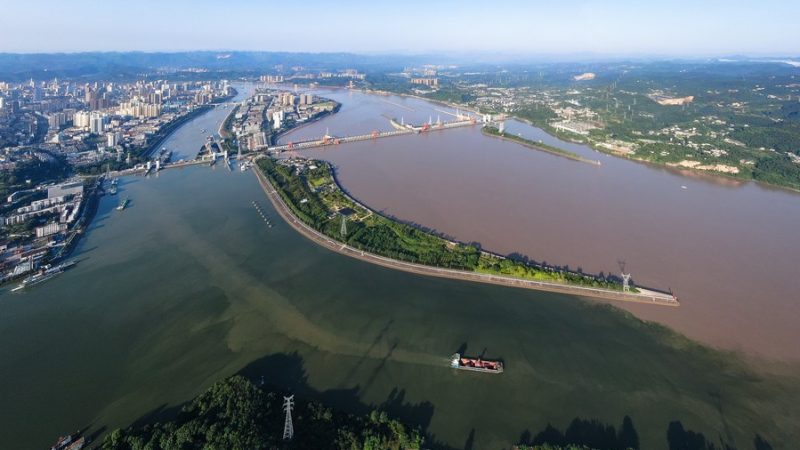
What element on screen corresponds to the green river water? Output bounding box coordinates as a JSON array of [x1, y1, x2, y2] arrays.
[[0, 88, 798, 449]]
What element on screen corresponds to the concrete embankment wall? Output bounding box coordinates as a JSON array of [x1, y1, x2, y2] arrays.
[[251, 165, 678, 307]]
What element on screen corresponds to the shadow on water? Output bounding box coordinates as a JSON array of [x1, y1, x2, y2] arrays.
[[754, 434, 774, 450], [116, 177, 140, 189], [527, 416, 639, 450], [87, 425, 107, 445], [361, 341, 398, 394], [515, 416, 773, 450], [339, 319, 394, 386], [86, 351, 458, 449], [463, 428, 475, 450], [237, 352, 436, 435], [83, 352, 776, 450], [74, 246, 99, 257], [90, 215, 108, 226]]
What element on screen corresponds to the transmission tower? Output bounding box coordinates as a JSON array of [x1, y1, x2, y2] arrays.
[[282, 395, 294, 440], [618, 260, 631, 292], [621, 272, 632, 292], [340, 214, 347, 237]]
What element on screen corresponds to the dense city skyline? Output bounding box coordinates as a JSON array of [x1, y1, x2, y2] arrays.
[[1, 0, 799, 56]]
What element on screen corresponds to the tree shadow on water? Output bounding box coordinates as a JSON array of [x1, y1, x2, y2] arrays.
[[517, 415, 639, 450], [463, 428, 475, 450], [84, 353, 777, 450], [517, 417, 773, 450], [237, 351, 440, 443], [753, 434, 773, 450], [338, 319, 394, 387], [84, 351, 454, 448]]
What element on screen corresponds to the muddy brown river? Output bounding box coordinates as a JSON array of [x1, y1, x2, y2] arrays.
[[283, 88, 800, 361], [2, 85, 799, 449]]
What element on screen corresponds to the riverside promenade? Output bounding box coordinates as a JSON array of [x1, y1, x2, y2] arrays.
[[252, 164, 679, 307]]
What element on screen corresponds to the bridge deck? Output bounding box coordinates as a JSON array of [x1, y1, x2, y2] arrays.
[[269, 119, 478, 152], [107, 119, 482, 178]]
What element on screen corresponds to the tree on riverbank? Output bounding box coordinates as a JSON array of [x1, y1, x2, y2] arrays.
[[101, 376, 423, 450], [258, 157, 632, 292]]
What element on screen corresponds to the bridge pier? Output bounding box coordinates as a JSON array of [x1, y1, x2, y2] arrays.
[[266, 118, 478, 153]]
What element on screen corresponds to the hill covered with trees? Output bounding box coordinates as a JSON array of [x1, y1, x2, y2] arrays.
[[101, 376, 422, 450]]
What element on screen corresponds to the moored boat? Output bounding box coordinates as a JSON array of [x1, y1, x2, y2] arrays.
[[50, 432, 85, 450], [12, 260, 78, 292]]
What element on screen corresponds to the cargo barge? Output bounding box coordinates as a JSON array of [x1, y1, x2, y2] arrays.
[[50, 432, 86, 450], [450, 353, 504, 374]]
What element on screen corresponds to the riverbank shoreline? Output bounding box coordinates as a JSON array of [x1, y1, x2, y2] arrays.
[[361, 87, 483, 116], [142, 105, 213, 158], [252, 159, 679, 307], [357, 84, 800, 194], [481, 127, 602, 165], [485, 106, 800, 194], [272, 101, 342, 145], [0, 178, 100, 290], [275, 81, 800, 192], [55, 178, 102, 261], [144, 89, 239, 159], [516, 115, 800, 193]]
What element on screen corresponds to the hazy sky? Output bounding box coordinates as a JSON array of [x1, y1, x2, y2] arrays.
[[1, 0, 798, 56]]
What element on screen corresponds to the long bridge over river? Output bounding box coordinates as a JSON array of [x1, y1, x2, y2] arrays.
[[108, 114, 505, 178], [267, 116, 484, 153]]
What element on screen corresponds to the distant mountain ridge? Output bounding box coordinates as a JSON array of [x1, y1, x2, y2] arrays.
[[0, 51, 440, 80], [0, 51, 797, 81]]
